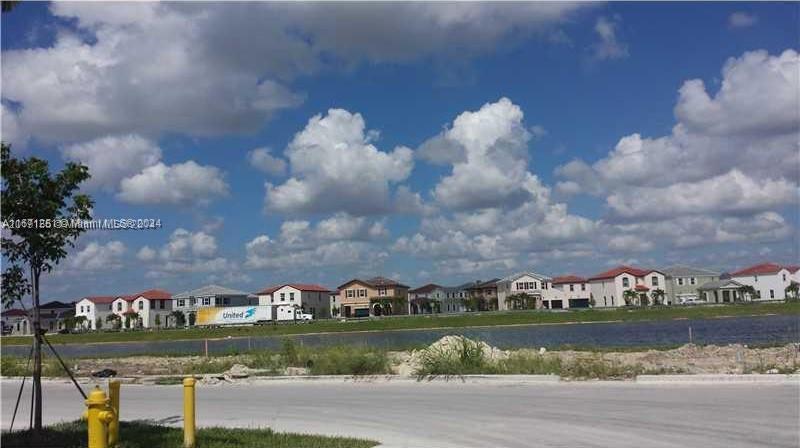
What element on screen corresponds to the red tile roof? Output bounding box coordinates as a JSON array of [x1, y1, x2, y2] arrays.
[[133, 289, 172, 300], [588, 266, 651, 281], [2, 309, 28, 317], [552, 275, 586, 285], [256, 283, 330, 295], [785, 265, 800, 273], [634, 284, 650, 292], [81, 296, 117, 304], [731, 263, 794, 277]]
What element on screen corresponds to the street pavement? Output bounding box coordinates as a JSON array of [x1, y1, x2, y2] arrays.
[[2, 379, 798, 448]]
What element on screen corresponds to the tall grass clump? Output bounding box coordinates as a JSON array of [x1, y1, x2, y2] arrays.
[[415, 337, 490, 378], [308, 346, 391, 376]]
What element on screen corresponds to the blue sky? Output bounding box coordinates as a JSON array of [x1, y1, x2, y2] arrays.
[[2, 2, 798, 301]]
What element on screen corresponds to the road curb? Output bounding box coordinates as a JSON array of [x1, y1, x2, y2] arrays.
[[636, 374, 800, 384]]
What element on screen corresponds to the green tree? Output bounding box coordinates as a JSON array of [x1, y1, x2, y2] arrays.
[[154, 313, 162, 327], [738, 285, 759, 302], [1, 143, 92, 431], [622, 289, 639, 306], [106, 313, 121, 330], [650, 289, 666, 306], [171, 310, 186, 327], [73, 315, 87, 330], [95, 317, 103, 330], [188, 312, 196, 326], [785, 281, 799, 301]]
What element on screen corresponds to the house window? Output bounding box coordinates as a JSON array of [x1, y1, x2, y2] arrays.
[[754, 276, 758, 282], [190, 298, 196, 306], [270, 297, 274, 303], [117, 302, 122, 312], [378, 288, 387, 296], [770, 289, 775, 299], [202, 297, 211, 306], [651, 276, 658, 287], [783, 274, 787, 282], [581, 284, 586, 291], [690, 277, 696, 285], [160, 300, 165, 309], [678, 278, 684, 286], [622, 277, 629, 288], [280, 293, 285, 301], [178, 299, 185, 307], [290, 292, 295, 301], [346, 290, 354, 298], [569, 284, 574, 292], [359, 289, 367, 297], [603, 296, 607, 306]]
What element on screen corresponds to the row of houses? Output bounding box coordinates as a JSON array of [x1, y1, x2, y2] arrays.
[[3, 262, 798, 335]]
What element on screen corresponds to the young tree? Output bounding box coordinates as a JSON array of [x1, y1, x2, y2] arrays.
[[188, 312, 196, 326], [738, 285, 759, 302], [650, 289, 666, 306], [785, 282, 799, 301], [73, 315, 88, 331], [95, 317, 103, 330], [622, 289, 638, 306], [171, 310, 186, 327], [106, 313, 121, 330], [154, 313, 162, 327], [1, 143, 92, 431]]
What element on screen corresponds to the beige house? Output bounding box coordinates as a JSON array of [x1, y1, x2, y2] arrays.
[[337, 276, 409, 318]]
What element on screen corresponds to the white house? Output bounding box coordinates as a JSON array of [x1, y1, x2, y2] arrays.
[[729, 263, 800, 301], [75, 296, 115, 330], [551, 275, 591, 308], [496, 272, 565, 310], [256, 283, 331, 319], [2, 309, 30, 335], [110, 289, 173, 329], [587, 266, 667, 308]]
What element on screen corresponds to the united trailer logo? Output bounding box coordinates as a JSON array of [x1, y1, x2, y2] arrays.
[[221, 307, 256, 320]]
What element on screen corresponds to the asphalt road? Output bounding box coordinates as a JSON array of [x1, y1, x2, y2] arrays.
[[2, 379, 798, 448]]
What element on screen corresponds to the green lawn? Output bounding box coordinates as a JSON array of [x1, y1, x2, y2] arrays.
[[2, 301, 798, 346], [1, 420, 378, 448]]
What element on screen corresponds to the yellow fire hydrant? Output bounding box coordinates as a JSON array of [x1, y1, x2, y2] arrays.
[[84, 386, 116, 448], [107, 380, 121, 447], [183, 377, 196, 448]]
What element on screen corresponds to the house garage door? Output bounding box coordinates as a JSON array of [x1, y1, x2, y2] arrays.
[[569, 298, 590, 308]]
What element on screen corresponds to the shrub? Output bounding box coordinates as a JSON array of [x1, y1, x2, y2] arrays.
[[415, 337, 489, 378], [309, 346, 391, 376]]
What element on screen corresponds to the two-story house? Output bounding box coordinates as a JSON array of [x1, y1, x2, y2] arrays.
[[660, 265, 720, 304], [441, 282, 472, 313], [255, 283, 332, 319], [2, 309, 30, 335], [496, 272, 564, 310], [75, 296, 116, 330], [337, 276, 409, 318], [38, 300, 74, 333], [729, 262, 800, 301], [408, 284, 445, 314], [587, 266, 667, 307], [466, 279, 501, 311], [551, 275, 591, 308]]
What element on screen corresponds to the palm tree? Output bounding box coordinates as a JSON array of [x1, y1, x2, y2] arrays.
[[622, 289, 639, 306], [170, 310, 186, 327], [738, 285, 758, 302], [650, 289, 666, 306]]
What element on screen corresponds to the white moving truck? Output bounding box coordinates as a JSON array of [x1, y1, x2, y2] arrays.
[[195, 305, 312, 326]]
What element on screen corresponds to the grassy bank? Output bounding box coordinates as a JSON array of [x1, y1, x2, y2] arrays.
[[1, 340, 393, 378], [1, 420, 377, 448], [2, 302, 797, 347]]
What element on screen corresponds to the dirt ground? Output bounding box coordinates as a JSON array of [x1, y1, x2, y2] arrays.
[[66, 340, 800, 377]]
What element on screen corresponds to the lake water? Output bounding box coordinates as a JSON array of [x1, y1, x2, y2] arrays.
[[4, 314, 798, 358]]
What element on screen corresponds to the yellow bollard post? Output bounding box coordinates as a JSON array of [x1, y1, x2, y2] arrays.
[[107, 380, 120, 447], [183, 377, 196, 448], [85, 386, 115, 448]]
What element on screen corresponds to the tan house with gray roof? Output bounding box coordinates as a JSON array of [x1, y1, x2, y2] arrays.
[[337, 276, 409, 318]]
